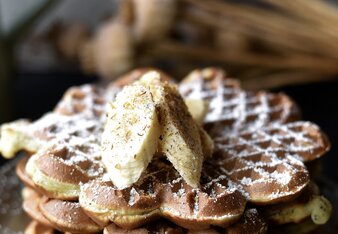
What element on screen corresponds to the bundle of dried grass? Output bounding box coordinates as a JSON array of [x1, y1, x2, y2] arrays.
[[171, 0, 338, 89], [53, 0, 338, 89]]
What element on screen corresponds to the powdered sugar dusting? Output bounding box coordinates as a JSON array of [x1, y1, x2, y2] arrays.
[[179, 68, 299, 138], [19, 83, 121, 187], [211, 121, 321, 201], [128, 187, 139, 206]]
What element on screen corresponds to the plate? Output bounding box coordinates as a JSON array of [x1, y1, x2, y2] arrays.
[[0, 157, 337, 233], [0, 157, 30, 234]]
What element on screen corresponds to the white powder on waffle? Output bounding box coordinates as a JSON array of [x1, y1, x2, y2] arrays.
[[128, 187, 139, 206], [270, 171, 292, 185], [240, 177, 252, 186], [24, 84, 122, 182], [211, 120, 320, 200], [179, 72, 297, 138], [176, 188, 186, 198], [193, 193, 200, 215]]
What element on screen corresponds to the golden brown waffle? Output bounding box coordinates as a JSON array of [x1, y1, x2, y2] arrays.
[[22, 185, 267, 234], [0, 68, 331, 230], [179, 68, 300, 138], [211, 121, 330, 204], [104, 221, 184, 234], [22, 187, 55, 228], [24, 209, 267, 234], [103, 209, 267, 234], [39, 197, 102, 233], [22, 187, 102, 234]]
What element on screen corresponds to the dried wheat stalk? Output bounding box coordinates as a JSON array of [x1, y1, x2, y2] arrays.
[[166, 0, 338, 88]]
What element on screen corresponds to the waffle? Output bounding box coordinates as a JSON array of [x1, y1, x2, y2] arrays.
[[22, 187, 55, 228], [39, 197, 102, 233], [22, 186, 102, 233], [0, 68, 331, 231], [22, 185, 267, 234], [24, 207, 267, 234], [179, 68, 300, 138], [104, 221, 184, 234], [212, 121, 329, 204], [103, 209, 267, 234]]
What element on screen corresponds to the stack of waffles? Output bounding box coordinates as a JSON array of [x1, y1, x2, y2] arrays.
[[0, 68, 332, 234]]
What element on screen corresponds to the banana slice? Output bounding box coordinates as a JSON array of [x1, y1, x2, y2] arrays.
[[184, 98, 209, 126], [266, 195, 332, 225], [200, 128, 214, 158], [139, 72, 203, 188], [184, 98, 214, 157], [101, 84, 160, 189], [0, 120, 40, 158]]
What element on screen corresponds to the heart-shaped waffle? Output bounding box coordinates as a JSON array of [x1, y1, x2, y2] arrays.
[[0, 68, 330, 230]]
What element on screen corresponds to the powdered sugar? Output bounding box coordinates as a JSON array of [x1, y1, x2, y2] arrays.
[[128, 187, 139, 206], [179, 69, 299, 138], [22, 84, 122, 183], [210, 120, 328, 201]]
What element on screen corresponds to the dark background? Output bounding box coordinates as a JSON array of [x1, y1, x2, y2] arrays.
[[0, 72, 337, 184]]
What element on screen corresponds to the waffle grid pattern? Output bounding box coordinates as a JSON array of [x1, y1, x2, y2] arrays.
[[179, 68, 299, 137]]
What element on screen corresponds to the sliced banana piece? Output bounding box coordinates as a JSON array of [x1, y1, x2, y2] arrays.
[[0, 120, 40, 158], [310, 196, 332, 225], [184, 98, 209, 126], [266, 195, 332, 225], [200, 128, 214, 158], [101, 84, 160, 189], [184, 98, 214, 157], [139, 72, 203, 188]]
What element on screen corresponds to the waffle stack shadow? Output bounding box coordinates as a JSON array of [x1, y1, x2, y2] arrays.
[[0, 68, 332, 233]]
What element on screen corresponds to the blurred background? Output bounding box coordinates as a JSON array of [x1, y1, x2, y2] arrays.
[[0, 0, 338, 183]]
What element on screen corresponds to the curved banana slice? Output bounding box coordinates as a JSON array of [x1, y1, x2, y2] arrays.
[[165, 98, 214, 158], [200, 128, 214, 158], [0, 120, 40, 158], [184, 98, 214, 158], [101, 84, 160, 189], [184, 98, 209, 126], [139, 72, 203, 188], [266, 195, 332, 225]]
